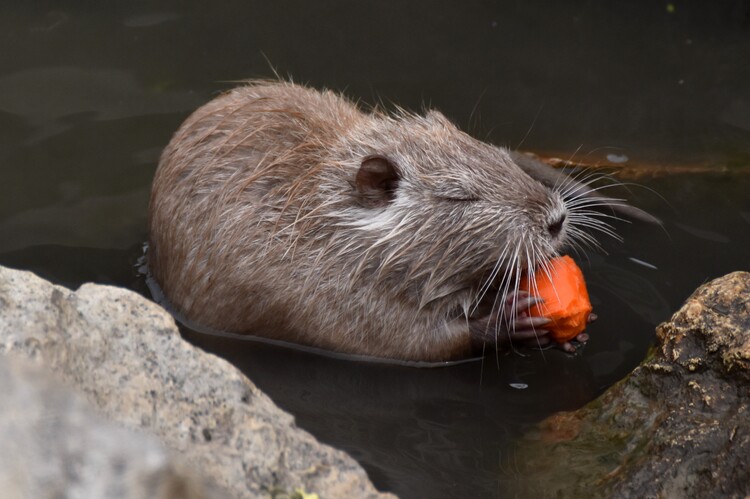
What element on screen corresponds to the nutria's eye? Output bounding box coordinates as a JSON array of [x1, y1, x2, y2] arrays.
[[436, 189, 480, 202], [434, 185, 479, 202]]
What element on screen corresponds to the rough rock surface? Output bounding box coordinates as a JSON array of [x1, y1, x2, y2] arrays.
[[0, 265, 393, 499], [0, 355, 225, 499], [506, 271, 750, 498]]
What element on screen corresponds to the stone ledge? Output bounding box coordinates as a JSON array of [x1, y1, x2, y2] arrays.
[[0, 265, 394, 499]]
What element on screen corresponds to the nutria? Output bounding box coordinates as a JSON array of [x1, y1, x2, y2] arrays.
[[148, 80, 645, 362]]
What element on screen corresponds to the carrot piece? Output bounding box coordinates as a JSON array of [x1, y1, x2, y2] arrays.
[[519, 255, 593, 343]]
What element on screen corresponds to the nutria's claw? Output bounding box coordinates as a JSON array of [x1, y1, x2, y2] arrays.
[[512, 295, 544, 313], [514, 315, 552, 329], [561, 341, 577, 353], [559, 332, 590, 353]]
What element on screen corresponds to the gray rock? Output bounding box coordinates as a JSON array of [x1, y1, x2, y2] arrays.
[[504, 271, 750, 498], [0, 265, 394, 498], [0, 355, 223, 499]]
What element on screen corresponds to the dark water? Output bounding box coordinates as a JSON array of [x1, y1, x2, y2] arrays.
[[2, 2, 749, 498]]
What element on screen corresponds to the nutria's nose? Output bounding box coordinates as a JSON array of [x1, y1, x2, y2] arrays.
[[547, 213, 566, 238]]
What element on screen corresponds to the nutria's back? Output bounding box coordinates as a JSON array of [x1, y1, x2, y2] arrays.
[[149, 81, 601, 361]]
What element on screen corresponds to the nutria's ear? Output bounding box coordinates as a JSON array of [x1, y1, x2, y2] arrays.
[[355, 155, 400, 208]]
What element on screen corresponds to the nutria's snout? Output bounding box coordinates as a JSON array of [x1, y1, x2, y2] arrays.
[[547, 212, 566, 239]]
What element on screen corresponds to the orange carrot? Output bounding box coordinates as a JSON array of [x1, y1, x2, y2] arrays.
[[519, 256, 593, 343]]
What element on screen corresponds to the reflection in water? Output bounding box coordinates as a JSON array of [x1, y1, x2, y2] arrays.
[[674, 221, 731, 244], [591, 261, 672, 326], [628, 257, 658, 270]]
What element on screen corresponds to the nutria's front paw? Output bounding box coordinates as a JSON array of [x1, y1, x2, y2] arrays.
[[469, 291, 553, 348], [557, 312, 597, 352]]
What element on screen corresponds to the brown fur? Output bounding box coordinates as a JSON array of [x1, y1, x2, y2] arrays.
[[149, 81, 590, 361]]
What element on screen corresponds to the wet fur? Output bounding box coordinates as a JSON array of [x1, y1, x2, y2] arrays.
[[149, 81, 614, 361]]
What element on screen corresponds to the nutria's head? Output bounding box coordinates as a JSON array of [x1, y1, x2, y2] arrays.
[[302, 109, 596, 327]]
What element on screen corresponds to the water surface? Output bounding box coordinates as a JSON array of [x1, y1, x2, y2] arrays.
[[2, 2, 749, 498]]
